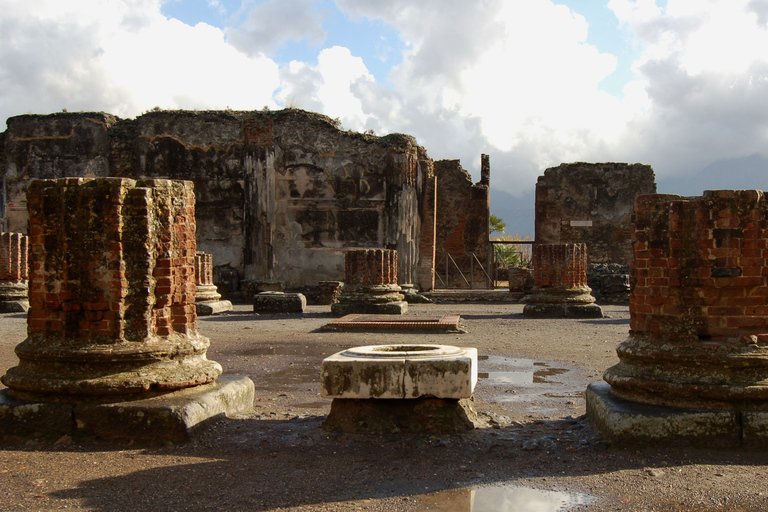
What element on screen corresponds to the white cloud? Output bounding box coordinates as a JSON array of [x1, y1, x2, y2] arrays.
[[0, 0, 280, 124]]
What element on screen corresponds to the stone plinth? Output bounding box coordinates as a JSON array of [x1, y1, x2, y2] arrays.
[[508, 267, 534, 293], [589, 190, 768, 446], [0, 179, 252, 441], [316, 280, 343, 305], [194, 251, 232, 316], [321, 344, 478, 433], [523, 243, 602, 318], [331, 249, 407, 315], [253, 291, 306, 313], [0, 232, 29, 312]]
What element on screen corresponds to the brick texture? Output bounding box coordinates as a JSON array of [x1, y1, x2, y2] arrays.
[[0, 232, 28, 283]]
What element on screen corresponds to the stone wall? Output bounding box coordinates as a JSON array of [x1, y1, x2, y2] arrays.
[[1, 109, 440, 291], [535, 162, 656, 265]]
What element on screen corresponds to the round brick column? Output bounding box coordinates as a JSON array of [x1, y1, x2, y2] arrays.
[[0, 232, 29, 312], [604, 190, 768, 410], [1, 178, 222, 402], [523, 243, 602, 318]]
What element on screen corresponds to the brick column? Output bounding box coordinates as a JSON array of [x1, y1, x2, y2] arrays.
[[332, 249, 407, 315], [523, 243, 602, 317], [0, 232, 29, 312], [604, 190, 768, 410], [1, 178, 222, 402], [194, 251, 221, 302]]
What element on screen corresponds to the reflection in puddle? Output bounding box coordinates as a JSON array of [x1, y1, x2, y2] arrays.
[[478, 356, 569, 386], [416, 485, 594, 512]]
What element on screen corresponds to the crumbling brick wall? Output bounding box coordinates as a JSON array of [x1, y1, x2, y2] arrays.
[[535, 162, 656, 265], [433, 156, 491, 287], [1, 109, 438, 291]]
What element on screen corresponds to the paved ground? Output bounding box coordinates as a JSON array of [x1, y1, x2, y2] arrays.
[[1, 303, 768, 511]]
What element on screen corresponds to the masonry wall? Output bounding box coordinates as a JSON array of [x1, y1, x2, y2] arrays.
[[631, 190, 768, 341], [535, 162, 656, 265], [1, 110, 438, 291], [433, 157, 491, 286]]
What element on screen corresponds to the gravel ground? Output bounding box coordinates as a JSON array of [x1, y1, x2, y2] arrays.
[[1, 303, 768, 511]]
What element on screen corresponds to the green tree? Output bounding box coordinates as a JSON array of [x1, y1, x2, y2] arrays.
[[490, 213, 506, 235]]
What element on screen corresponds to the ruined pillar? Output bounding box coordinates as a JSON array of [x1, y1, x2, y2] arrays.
[[194, 251, 233, 315], [522, 243, 602, 318], [588, 190, 768, 446], [331, 249, 407, 315], [1, 178, 223, 401], [0, 232, 29, 312]]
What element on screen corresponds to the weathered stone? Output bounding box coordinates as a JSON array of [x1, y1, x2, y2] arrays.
[[196, 300, 234, 316], [321, 344, 478, 399], [253, 291, 306, 314], [587, 263, 630, 304], [322, 397, 477, 434], [508, 267, 534, 293], [0, 376, 254, 443]]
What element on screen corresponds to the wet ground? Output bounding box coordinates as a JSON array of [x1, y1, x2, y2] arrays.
[[2, 303, 768, 511]]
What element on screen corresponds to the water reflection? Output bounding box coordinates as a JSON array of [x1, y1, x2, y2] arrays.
[[416, 484, 594, 512]]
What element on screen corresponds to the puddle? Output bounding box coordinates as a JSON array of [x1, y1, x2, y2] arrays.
[[478, 356, 569, 387], [415, 484, 594, 512]]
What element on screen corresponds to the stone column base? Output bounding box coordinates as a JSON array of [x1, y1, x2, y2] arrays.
[[586, 381, 768, 448], [523, 303, 603, 318], [195, 300, 233, 316], [322, 397, 477, 434], [331, 301, 408, 316], [0, 376, 254, 443]]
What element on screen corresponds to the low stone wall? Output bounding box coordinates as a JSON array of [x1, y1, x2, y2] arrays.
[[587, 263, 630, 304]]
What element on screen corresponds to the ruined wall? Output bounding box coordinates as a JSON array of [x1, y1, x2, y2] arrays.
[[535, 162, 656, 265], [433, 157, 490, 286], [1, 109, 437, 290]]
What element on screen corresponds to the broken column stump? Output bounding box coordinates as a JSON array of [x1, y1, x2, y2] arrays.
[[523, 243, 602, 318], [0, 232, 29, 312], [331, 249, 408, 315], [321, 344, 478, 433], [587, 190, 768, 447], [316, 280, 343, 305], [0, 178, 253, 442], [194, 251, 233, 316]]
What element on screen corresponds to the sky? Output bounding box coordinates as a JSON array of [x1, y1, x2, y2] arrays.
[[2, 0, 768, 209]]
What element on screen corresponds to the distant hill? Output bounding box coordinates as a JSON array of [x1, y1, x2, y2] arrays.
[[658, 154, 768, 196], [490, 188, 535, 238]]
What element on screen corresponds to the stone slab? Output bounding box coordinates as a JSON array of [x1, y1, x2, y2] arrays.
[[322, 397, 477, 434], [253, 292, 306, 314], [321, 344, 477, 399], [195, 300, 233, 316], [0, 376, 254, 443], [586, 381, 744, 447], [321, 314, 461, 332], [330, 301, 408, 316], [0, 300, 29, 313], [523, 303, 603, 318]]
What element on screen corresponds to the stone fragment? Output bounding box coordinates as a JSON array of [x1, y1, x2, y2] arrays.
[[253, 291, 306, 314], [316, 281, 343, 305]]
